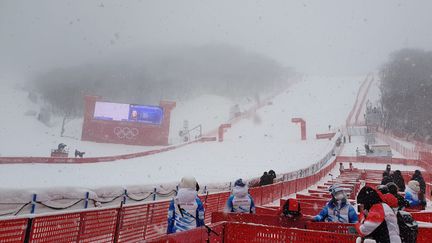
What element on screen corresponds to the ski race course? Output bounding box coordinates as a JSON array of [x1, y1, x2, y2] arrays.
[[0, 76, 361, 192], [1, 74, 432, 242]]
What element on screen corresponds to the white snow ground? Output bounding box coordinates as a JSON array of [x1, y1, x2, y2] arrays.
[[0, 76, 364, 199], [0, 79, 253, 157], [340, 135, 405, 158]]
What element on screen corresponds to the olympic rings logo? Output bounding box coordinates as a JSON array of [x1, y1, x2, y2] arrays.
[[114, 127, 139, 139]]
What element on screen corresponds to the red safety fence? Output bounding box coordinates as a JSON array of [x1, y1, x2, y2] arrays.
[[300, 207, 321, 216], [336, 155, 420, 166], [255, 206, 280, 216], [29, 208, 118, 242], [296, 193, 330, 200], [336, 156, 432, 200], [293, 198, 329, 208], [260, 184, 274, 205], [418, 227, 432, 243], [147, 221, 357, 243], [115, 200, 177, 242], [404, 206, 426, 213], [0, 137, 216, 164], [354, 76, 374, 126], [115, 203, 150, 243], [223, 222, 358, 243], [247, 186, 262, 207], [0, 161, 323, 242], [199, 192, 230, 224], [211, 212, 292, 227], [2, 154, 431, 242], [306, 222, 356, 234], [0, 218, 28, 243], [145, 222, 225, 243], [0, 158, 337, 242], [377, 126, 432, 156], [376, 131, 419, 159], [212, 213, 432, 242], [307, 221, 432, 243], [141, 201, 170, 240], [346, 73, 371, 127]]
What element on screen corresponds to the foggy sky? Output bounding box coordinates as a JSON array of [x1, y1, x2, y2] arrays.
[[1, 0, 432, 77]]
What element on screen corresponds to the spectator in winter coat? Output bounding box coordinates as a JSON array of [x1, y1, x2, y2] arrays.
[[385, 164, 391, 175], [392, 170, 405, 192], [356, 186, 401, 243], [225, 179, 255, 214], [259, 172, 270, 186], [381, 171, 393, 185], [268, 170, 276, 181], [376, 185, 399, 209], [167, 176, 205, 234], [405, 180, 426, 208], [386, 182, 410, 210], [411, 170, 426, 195], [312, 184, 358, 223]]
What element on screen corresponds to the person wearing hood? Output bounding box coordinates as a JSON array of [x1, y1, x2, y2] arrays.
[[392, 170, 405, 192], [167, 176, 205, 234], [356, 186, 401, 243], [381, 171, 393, 185], [268, 170, 276, 181], [312, 184, 358, 223], [259, 172, 271, 186], [411, 170, 426, 195], [405, 180, 426, 208], [376, 185, 399, 209], [386, 182, 410, 210], [385, 164, 391, 175], [225, 179, 256, 214]]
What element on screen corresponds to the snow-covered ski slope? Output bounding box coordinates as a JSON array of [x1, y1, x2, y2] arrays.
[[0, 79, 249, 157], [0, 76, 363, 191], [348, 73, 414, 158], [351, 73, 380, 126]]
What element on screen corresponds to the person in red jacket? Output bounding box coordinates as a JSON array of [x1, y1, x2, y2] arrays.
[[356, 186, 401, 243], [376, 185, 399, 209]]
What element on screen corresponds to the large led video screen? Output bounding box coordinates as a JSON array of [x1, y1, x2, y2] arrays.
[[93, 101, 164, 125]]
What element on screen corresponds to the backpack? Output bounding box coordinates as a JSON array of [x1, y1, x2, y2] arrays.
[[283, 199, 301, 217], [397, 211, 418, 243]]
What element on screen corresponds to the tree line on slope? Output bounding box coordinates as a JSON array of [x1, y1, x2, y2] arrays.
[[379, 48, 432, 143]]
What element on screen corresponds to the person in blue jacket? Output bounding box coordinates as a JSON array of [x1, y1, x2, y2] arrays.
[[167, 176, 205, 234], [312, 184, 358, 223], [405, 180, 426, 208], [225, 178, 256, 214]]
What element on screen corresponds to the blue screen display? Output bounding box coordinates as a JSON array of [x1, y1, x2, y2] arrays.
[[128, 105, 164, 125], [93, 101, 164, 125]]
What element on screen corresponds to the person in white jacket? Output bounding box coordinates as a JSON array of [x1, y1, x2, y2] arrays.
[[225, 179, 255, 214], [167, 176, 205, 234], [356, 186, 401, 243]]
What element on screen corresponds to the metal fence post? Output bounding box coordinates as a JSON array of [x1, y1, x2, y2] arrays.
[[30, 194, 37, 214], [123, 189, 128, 204], [84, 192, 90, 209]]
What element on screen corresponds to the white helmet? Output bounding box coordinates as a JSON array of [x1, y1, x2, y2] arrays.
[[408, 180, 420, 193], [329, 184, 346, 200], [179, 176, 197, 189]]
